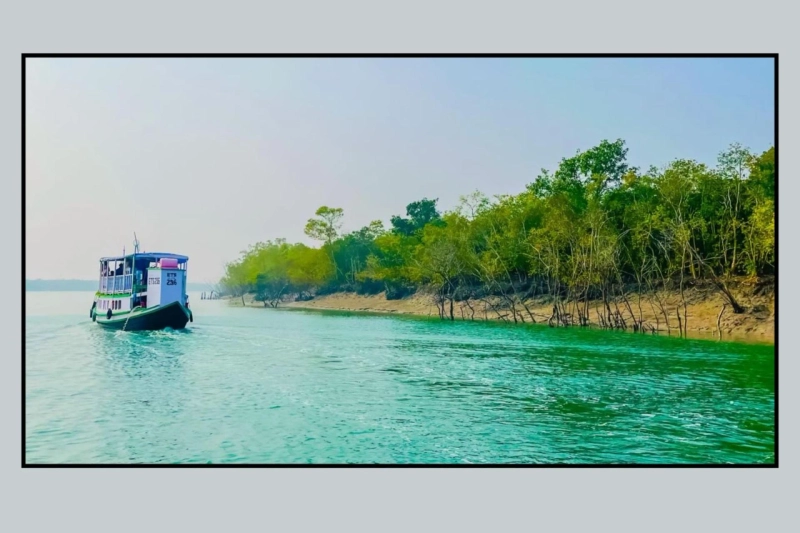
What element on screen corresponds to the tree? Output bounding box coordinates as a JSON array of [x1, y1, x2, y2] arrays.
[[287, 244, 333, 297], [457, 190, 490, 220], [413, 214, 474, 320], [305, 206, 344, 246], [221, 259, 251, 306], [305, 205, 344, 277], [390, 198, 442, 236], [251, 240, 291, 307], [742, 147, 775, 276], [222, 139, 773, 331], [555, 139, 630, 196], [331, 221, 385, 289], [360, 232, 417, 299], [716, 143, 755, 275]]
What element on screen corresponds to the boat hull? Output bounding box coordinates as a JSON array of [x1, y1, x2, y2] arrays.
[[94, 301, 191, 331]]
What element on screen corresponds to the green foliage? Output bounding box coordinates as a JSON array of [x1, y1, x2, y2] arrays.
[[222, 141, 775, 314], [390, 198, 442, 236], [331, 220, 385, 287], [304, 206, 344, 245], [221, 239, 332, 306]]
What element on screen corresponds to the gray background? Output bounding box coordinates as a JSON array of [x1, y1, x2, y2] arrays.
[[2, 1, 794, 531]]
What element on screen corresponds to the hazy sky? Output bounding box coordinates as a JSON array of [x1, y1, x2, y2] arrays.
[[25, 57, 774, 282]]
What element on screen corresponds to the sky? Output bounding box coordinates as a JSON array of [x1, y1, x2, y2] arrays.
[[25, 57, 775, 282]]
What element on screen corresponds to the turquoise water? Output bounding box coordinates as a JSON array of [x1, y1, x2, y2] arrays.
[[25, 291, 775, 464]]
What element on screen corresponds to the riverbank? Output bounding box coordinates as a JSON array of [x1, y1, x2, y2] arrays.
[[229, 281, 774, 344]]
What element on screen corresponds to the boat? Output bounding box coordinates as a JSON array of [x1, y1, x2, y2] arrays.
[[90, 238, 193, 331]]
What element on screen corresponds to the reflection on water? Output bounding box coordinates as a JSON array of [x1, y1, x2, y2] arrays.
[[25, 291, 774, 464]]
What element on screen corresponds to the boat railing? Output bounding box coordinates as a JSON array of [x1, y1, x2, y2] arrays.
[[100, 274, 134, 294]]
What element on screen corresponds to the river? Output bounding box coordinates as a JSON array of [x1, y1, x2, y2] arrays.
[[25, 291, 775, 464]]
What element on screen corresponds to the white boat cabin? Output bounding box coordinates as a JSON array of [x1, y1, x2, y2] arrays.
[[96, 252, 189, 312]]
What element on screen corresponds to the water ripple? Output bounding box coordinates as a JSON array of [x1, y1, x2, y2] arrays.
[[25, 292, 774, 464]]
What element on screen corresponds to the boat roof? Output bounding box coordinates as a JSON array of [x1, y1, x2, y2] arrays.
[[100, 252, 189, 262]]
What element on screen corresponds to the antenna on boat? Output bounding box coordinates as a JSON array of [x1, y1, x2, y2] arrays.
[[133, 232, 140, 254]]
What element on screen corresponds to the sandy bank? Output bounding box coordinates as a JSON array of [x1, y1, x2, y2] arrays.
[[229, 283, 774, 344]]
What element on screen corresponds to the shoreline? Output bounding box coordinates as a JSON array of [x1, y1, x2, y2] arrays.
[[228, 287, 774, 345]]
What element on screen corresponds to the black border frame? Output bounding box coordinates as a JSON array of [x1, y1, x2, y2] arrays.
[[21, 53, 778, 468]]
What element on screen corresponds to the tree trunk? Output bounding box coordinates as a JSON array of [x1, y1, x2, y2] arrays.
[[688, 245, 745, 313], [717, 303, 727, 341]]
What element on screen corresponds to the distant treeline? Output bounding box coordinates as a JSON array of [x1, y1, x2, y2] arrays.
[[27, 279, 216, 293], [221, 140, 774, 335]]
